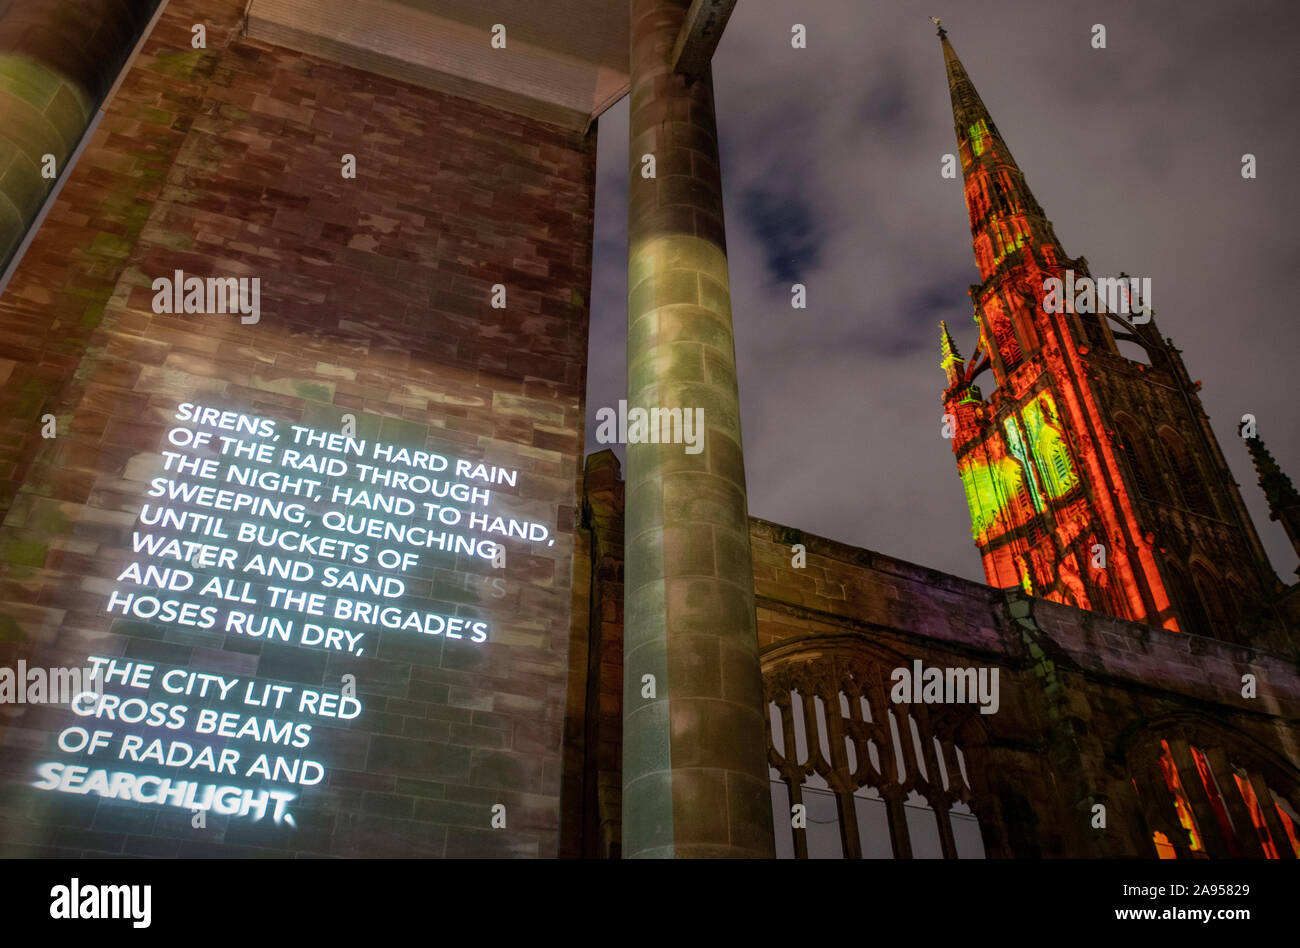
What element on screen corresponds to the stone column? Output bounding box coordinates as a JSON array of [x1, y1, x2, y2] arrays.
[[622, 0, 774, 858], [0, 0, 159, 271]]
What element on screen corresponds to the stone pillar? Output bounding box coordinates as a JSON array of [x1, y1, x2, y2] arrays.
[[0, 0, 159, 271], [622, 0, 774, 858]]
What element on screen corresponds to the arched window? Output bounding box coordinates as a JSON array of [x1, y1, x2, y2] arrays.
[[1224, 577, 1249, 620], [1019, 392, 1079, 499], [1191, 563, 1235, 639], [1130, 733, 1300, 860], [1159, 429, 1215, 516], [764, 659, 987, 860], [1114, 416, 1167, 505], [1163, 562, 1210, 637], [995, 455, 1037, 523], [992, 312, 1022, 369]]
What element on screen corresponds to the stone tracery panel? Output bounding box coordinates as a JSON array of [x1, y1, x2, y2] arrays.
[[762, 644, 987, 859]]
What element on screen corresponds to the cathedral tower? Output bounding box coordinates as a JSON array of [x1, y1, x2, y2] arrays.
[[935, 25, 1284, 644]]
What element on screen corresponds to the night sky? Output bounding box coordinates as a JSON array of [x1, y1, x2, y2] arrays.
[[584, 0, 1300, 585]]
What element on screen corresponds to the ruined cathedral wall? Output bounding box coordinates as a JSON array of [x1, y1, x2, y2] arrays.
[[751, 518, 1071, 856], [751, 518, 1009, 655], [748, 518, 1300, 857], [751, 517, 1298, 739]]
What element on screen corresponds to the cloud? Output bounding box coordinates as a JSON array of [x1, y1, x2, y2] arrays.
[[737, 186, 825, 286]]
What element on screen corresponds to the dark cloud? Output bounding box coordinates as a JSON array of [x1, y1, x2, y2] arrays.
[[586, 0, 1300, 585], [737, 186, 824, 286]]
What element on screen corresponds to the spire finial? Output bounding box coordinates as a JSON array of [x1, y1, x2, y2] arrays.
[[940, 320, 961, 360], [1242, 425, 1300, 516], [1241, 424, 1300, 575], [940, 321, 965, 387], [931, 16, 946, 38]]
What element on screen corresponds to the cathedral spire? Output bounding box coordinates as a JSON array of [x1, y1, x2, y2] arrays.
[[934, 27, 1282, 641], [939, 28, 1003, 160], [937, 27, 1060, 283]]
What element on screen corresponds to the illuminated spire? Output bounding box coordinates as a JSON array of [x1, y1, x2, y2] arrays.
[[937, 28, 1061, 280], [939, 28, 1004, 159]]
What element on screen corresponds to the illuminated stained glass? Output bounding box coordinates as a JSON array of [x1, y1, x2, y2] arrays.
[[1014, 554, 1033, 594], [955, 401, 1082, 548], [1191, 746, 1242, 856], [1277, 797, 1300, 857], [992, 314, 1022, 367], [997, 458, 1034, 521], [959, 447, 1043, 543], [989, 221, 1027, 268], [1232, 772, 1300, 858]]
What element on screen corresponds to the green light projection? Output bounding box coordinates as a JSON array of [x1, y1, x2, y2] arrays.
[[991, 220, 1027, 268], [957, 392, 1080, 543], [959, 457, 1000, 541], [1002, 418, 1045, 512], [1015, 555, 1034, 594], [1022, 393, 1079, 499]]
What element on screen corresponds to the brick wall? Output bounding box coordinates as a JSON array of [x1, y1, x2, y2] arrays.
[[0, 0, 596, 857]]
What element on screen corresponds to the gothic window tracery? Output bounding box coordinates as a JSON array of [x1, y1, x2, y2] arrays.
[[764, 651, 986, 860], [1130, 733, 1300, 860], [1114, 415, 1168, 505], [1190, 562, 1236, 641], [1022, 392, 1078, 498], [1158, 429, 1216, 517], [1162, 561, 1211, 637]]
